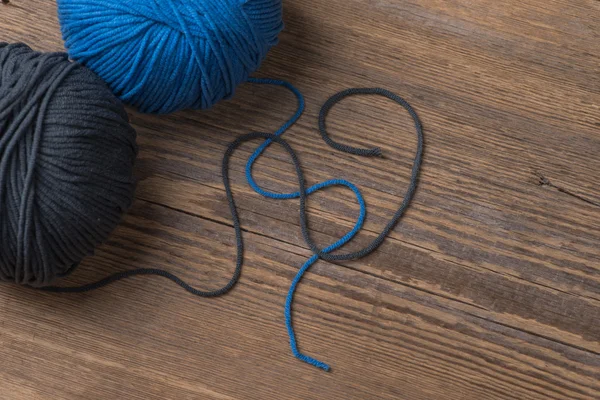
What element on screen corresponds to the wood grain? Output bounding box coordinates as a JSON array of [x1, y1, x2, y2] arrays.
[[1, 0, 599, 399]]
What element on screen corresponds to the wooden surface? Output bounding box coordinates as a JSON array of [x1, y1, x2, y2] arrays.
[[1, 0, 599, 399]]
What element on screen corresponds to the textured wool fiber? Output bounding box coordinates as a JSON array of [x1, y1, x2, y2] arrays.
[[57, 0, 284, 114], [0, 43, 137, 287]]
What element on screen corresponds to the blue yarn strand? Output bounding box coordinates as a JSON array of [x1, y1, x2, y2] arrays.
[[246, 78, 367, 371], [285, 255, 330, 371], [245, 77, 305, 199]]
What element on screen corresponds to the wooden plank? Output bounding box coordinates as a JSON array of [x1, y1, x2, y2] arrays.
[[2, 202, 600, 399], [0, 0, 599, 399]]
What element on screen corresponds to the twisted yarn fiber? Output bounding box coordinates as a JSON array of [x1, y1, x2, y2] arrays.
[[57, 0, 284, 114], [0, 43, 137, 287]]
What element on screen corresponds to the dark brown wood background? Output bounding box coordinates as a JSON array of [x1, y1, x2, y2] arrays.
[[1, 0, 599, 399]]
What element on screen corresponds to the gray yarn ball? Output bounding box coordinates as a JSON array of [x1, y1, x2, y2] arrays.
[[0, 43, 137, 287]]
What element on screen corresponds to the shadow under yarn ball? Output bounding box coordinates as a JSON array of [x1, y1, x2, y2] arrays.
[[57, 0, 284, 114], [0, 43, 137, 287]]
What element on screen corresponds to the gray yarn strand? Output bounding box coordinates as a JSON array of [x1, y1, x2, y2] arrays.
[[0, 43, 137, 286]]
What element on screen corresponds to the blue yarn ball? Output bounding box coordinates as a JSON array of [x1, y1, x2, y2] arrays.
[[57, 0, 284, 114]]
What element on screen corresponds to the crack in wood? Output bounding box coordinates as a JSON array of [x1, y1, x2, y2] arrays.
[[536, 171, 600, 208]]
